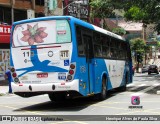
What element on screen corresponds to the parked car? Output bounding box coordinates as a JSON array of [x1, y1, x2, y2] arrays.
[[142, 65, 150, 73], [148, 65, 159, 74]]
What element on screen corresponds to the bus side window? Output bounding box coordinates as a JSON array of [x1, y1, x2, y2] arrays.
[[76, 26, 84, 55], [101, 35, 109, 58], [94, 45, 102, 57], [102, 46, 110, 58], [93, 32, 102, 57]]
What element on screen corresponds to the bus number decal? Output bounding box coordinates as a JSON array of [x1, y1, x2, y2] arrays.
[[23, 51, 30, 57], [23, 51, 34, 57], [60, 50, 69, 59]]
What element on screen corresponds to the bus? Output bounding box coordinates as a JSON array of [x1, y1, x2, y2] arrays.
[[10, 16, 132, 101]]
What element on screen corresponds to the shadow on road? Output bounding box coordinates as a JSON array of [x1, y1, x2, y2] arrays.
[[13, 94, 114, 112]]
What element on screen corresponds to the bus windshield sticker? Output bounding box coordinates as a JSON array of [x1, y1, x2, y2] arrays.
[[56, 20, 71, 43], [64, 60, 69, 66], [60, 50, 69, 60], [13, 20, 71, 47], [58, 73, 66, 80], [20, 23, 48, 45]]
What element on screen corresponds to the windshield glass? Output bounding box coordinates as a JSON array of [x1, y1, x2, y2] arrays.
[[12, 20, 71, 47]]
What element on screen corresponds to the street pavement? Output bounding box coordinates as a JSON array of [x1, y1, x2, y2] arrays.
[[0, 73, 160, 124]]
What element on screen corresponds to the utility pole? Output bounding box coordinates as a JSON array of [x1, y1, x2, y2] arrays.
[[44, 0, 48, 16], [11, 0, 15, 24], [31, 0, 35, 10], [77, 3, 81, 19]]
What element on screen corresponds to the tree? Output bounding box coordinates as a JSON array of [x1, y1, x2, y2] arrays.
[[90, 0, 119, 30], [130, 38, 146, 53], [123, 0, 160, 32], [112, 27, 126, 35], [90, 0, 160, 32], [130, 38, 150, 71]]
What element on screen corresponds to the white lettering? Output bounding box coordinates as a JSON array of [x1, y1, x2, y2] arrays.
[[0, 27, 3, 32], [4, 28, 7, 33], [81, 8, 88, 16], [0, 26, 11, 33]]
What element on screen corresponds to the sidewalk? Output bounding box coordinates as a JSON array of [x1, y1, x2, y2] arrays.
[[0, 80, 9, 95], [0, 86, 9, 95]]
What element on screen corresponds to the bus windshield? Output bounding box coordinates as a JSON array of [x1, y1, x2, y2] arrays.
[[12, 20, 71, 47]]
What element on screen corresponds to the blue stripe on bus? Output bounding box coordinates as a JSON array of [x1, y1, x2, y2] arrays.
[[16, 45, 68, 77]]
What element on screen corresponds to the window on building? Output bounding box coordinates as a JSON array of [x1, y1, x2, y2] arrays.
[[36, 0, 45, 6], [15, 0, 31, 1], [0, 7, 11, 25]]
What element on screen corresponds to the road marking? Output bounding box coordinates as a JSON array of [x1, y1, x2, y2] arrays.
[[127, 83, 135, 87], [153, 83, 160, 86], [130, 92, 144, 96], [115, 110, 143, 115], [2, 94, 48, 98], [139, 84, 160, 93], [0, 105, 88, 123], [126, 83, 160, 96], [93, 104, 128, 111], [116, 108, 160, 115], [0, 105, 46, 115], [127, 84, 147, 91], [138, 84, 146, 87]]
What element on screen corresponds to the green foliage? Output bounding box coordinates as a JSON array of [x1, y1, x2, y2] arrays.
[[130, 38, 149, 64], [90, 0, 116, 29], [124, 6, 147, 21], [123, 0, 160, 32], [156, 41, 160, 48], [90, 0, 160, 32], [90, 0, 115, 19], [100, 0, 160, 32], [112, 27, 126, 35], [130, 38, 146, 54]]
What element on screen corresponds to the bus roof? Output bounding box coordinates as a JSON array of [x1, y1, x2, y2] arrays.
[[13, 16, 125, 41]]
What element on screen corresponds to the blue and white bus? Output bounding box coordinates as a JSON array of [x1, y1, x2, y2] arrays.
[[10, 16, 132, 101]]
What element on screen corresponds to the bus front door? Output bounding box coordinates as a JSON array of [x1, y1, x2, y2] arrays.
[[83, 34, 94, 95]]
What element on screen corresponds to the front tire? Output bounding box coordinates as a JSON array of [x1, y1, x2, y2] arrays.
[[99, 77, 107, 100]]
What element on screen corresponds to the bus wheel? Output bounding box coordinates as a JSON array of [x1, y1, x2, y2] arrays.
[[48, 93, 65, 102], [99, 77, 107, 100]]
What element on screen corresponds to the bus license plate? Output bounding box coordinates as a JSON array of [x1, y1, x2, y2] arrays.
[[37, 73, 48, 78]]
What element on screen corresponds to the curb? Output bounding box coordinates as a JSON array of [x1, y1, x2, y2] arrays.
[[0, 93, 14, 96], [157, 91, 160, 95], [0, 93, 6, 96], [0, 80, 9, 86]]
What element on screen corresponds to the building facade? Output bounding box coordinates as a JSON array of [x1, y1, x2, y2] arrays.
[[0, 0, 91, 80], [0, 0, 57, 80], [0, 0, 63, 25]]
